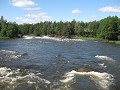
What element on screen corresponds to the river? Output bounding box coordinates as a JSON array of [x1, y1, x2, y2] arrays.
[[0, 36, 120, 90]]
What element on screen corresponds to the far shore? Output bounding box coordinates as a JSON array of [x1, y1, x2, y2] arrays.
[[1, 35, 120, 45], [23, 35, 85, 41], [0, 37, 10, 39], [72, 36, 120, 45], [23, 35, 120, 45]]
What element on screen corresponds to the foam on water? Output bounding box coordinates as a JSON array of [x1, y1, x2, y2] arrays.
[[95, 55, 115, 61], [35, 36, 85, 42], [23, 36, 35, 39], [0, 50, 22, 59], [0, 67, 50, 89], [60, 70, 114, 90], [11, 54, 22, 59], [1, 50, 16, 54], [98, 63, 107, 68]]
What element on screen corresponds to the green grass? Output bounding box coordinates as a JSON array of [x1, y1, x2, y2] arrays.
[[0, 37, 10, 39], [72, 36, 101, 41], [72, 36, 120, 45], [105, 40, 120, 45]]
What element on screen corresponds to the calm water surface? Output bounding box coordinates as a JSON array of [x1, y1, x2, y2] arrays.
[[0, 37, 120, 90]]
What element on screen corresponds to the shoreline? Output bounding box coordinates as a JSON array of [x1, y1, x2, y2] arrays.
[[23, 35, 85, 41], [72, 36, 100, 41], [72, 36, 120, 45], [0, 37, 10, 39], [1, 35, 120, 45]]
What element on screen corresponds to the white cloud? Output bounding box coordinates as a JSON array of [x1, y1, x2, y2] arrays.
[[11, 0, 36, 8], [72, 9, 80, 14], [12, 0, 51, 24], [99, 6, 120, 13], [25, 12, 46, 17], [25, 13, 51, 20], [15, 17, 34, 24], [15, 13, 51, 24], [11, 0, 41, 11], [23, 7, 41, 11]]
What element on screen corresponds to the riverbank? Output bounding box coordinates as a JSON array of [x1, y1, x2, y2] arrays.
[[0, 37, 10, 39], [1, 35, 120, 45], [72, 36, 120, 45], [23, 35, 85, 41], [72, 36, 101, 41], [104, 40, 120, 45]]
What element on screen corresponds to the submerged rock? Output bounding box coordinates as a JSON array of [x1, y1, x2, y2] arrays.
[[76, 68, 93, 72]]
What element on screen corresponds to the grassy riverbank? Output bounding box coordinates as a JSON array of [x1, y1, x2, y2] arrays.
[[0, 37, 9, 39], [72, 36, 101, 41], [72, 36, 120, 45], [105, 40, 120, 45], [1, 35, 120, 45]]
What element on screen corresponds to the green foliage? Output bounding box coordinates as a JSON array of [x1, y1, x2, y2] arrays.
[[98, 16, 119, 40], [0, 19, 7, 37], [0, 16, 20, 38], [6, 22, 19, 38], [0, 16, 120, 41], [75, 21, 84, 36]]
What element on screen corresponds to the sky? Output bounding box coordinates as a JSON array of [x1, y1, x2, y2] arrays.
[[0, 0, 120, 24]]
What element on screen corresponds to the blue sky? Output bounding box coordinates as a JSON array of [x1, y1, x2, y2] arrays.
[[0, 0, 120, 24]]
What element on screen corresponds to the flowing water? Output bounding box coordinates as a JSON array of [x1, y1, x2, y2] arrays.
[[0, 36, 120, 90]]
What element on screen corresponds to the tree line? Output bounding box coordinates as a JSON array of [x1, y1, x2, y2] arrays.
[[0, 16, 120, 40]]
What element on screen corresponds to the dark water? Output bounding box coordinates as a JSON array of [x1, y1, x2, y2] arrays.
[[0, 37, 120, 90]]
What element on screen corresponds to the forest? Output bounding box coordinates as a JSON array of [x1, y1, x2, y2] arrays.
[[0, 16, 120, 40]]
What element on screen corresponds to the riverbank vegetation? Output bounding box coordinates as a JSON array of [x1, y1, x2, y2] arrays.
[[0, 16, 120, 41]]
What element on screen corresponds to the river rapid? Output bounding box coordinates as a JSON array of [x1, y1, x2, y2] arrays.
[[0, 36, 120, 90]]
